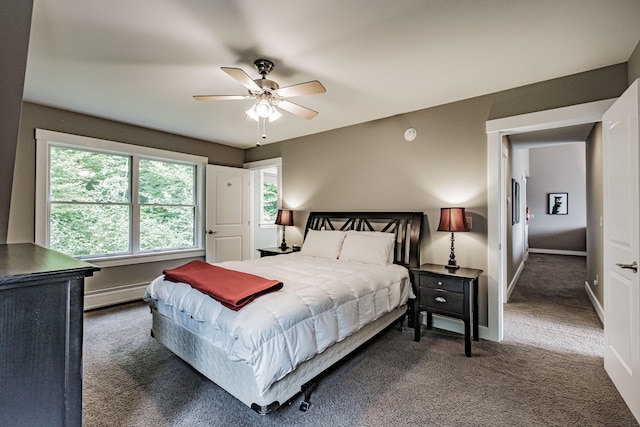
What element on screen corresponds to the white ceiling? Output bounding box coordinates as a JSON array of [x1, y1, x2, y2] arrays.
[[24, 0, 640, 149]]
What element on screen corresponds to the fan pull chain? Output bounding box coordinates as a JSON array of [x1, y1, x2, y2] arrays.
[[256, 116, 267, 146], [256, 118, 261, 146]]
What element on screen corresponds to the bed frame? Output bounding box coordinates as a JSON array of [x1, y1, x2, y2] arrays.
[[304, 211, 423, 269], [150, 211, 423, 414]]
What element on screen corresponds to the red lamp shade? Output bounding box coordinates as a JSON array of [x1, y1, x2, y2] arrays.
[[437, 208, 470, 233], [275, 209, 294, 226]]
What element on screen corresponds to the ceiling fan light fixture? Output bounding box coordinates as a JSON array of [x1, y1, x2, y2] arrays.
[[246, 99, 281, 122], [256, 99, 273, 118], [269, 107, 282, 121]]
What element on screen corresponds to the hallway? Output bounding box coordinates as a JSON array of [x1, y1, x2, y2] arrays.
[[505, 253, 602, 356]]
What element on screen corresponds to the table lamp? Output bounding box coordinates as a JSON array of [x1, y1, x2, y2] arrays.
[[437, 207, 470, 269], [275, 209, 294, 250]]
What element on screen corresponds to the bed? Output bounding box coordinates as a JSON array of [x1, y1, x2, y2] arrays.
[[144, 211, 423, 414]]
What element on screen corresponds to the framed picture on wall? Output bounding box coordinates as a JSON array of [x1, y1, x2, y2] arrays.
[[548, 192, 568, 215]]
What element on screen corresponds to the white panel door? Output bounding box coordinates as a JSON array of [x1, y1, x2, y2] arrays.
[[603, 79, 640, 423], [206, 165, 250, 263]]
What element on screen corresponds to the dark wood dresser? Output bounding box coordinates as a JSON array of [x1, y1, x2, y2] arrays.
[[0, 243, 99, 427]]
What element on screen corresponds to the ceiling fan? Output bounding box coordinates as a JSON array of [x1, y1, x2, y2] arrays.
[[194, 59, 326, 121]]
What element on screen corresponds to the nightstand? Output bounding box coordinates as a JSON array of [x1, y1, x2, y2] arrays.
[[257, 247, 296, 257], [411, 263, 482, 357]]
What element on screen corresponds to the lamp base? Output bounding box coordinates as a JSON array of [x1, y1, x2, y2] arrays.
[[279, 223, 289, 251], [445, 262, 460, 270], [446, 232, 460, 269]]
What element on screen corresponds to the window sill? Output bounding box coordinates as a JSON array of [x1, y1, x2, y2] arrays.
[[83, 249, 205, 268]]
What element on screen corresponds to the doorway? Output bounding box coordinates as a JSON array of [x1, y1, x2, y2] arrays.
[[245, 158, 282, 258], [507, 137, 591, 298], [486, 99, 615, 342]]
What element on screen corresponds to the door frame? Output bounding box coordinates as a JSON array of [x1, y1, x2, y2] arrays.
[[485, 98, 615, 342]]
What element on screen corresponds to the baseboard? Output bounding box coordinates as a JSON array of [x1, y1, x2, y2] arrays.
[[528, 248, 587, 257], [584, 281, 604, 326], [421, 312, 493, 342], [506, 260, 525, 302], [84, 282, 149, 310]]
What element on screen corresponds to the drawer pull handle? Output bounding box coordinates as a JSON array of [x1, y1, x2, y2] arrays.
[[435, 296, 447, 303], [437, 281, 443, 286]]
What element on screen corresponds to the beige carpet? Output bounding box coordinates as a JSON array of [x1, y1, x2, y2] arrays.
[[82, 254, 638, 426], [506, 253, 604, 356]]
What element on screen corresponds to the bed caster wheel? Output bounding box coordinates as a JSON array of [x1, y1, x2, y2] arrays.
[[299, 401, 311, 412]]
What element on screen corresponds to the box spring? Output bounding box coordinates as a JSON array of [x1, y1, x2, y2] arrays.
[[151, 304, 406, 413]]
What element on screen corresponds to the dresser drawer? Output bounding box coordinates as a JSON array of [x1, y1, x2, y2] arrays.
[[420, 288, 464, 314], [418, 274, 465, 293]]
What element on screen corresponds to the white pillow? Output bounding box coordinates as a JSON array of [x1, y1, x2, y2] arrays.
[[338, 232, 395, 265], [347, 231, 396, 263], [300, 230, 346, 259]]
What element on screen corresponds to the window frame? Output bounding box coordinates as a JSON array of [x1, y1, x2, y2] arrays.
[[35, 129, 206, 267]]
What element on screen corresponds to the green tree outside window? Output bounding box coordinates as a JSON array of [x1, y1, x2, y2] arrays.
[[49, 146, 197, 257]]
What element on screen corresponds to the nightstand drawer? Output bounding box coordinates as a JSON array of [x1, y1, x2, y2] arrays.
[[418, 274, 465, 293], [420, 288, 464, 314]]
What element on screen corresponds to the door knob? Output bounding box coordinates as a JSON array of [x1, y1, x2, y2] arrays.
[[206, 229, 216, 235], [616, 261, 638, 273]]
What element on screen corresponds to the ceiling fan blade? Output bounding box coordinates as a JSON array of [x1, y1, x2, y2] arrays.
[[193, 94, 250, 101], [277, 100, 319, 120], [276, 80, 326, 98], [221, 67, 262, 93]]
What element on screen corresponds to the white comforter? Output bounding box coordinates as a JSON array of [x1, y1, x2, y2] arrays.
[[144, 253, 411, 395]]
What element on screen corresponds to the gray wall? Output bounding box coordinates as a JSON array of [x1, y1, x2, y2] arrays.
[[507, 145, 529, 287], [246, 64, 629, 327], [629, 39, 640, 85], [10, 102, 245, 293], [527, 143, 587, 252], [0, 0, 32, 244], [586, 123, 604, 309], [505, 138, 514, 284]]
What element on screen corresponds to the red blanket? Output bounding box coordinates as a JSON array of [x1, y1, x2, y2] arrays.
[[163, 260, 283, 311]]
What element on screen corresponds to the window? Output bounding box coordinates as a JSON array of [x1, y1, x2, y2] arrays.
[[138, 159, 197, 251], [49, 146, 131, 256], [36, 129, 206, 265], [260, 167, 279, 225]]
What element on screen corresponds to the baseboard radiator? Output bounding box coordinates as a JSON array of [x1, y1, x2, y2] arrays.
[[84, 282, 149, 311]]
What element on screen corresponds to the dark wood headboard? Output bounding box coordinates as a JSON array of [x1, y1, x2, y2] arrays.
[[304, 212, 423, 269]]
